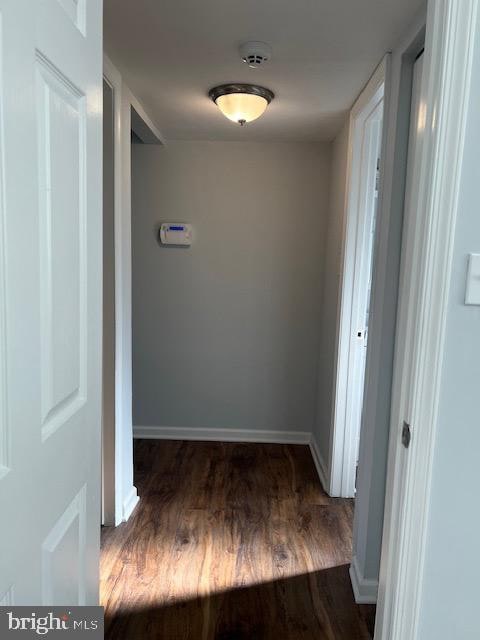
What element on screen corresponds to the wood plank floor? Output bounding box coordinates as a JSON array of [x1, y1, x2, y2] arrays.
[[100, 440, 375, 639]]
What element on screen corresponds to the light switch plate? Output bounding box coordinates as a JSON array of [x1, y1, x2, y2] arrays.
[[465, 253, 480, 305]]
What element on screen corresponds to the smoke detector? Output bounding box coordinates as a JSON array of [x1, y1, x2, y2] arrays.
[[239, 41, 272, 69]]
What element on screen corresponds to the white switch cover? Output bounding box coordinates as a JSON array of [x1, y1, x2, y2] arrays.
[[465, 253, 480, 305]]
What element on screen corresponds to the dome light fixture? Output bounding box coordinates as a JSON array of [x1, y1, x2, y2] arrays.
[[208, 84, 274, 126]]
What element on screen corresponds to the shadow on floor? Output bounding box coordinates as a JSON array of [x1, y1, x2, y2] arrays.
[[105, 564, 375, 640]]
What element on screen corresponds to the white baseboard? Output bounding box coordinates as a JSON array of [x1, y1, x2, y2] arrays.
[[133, 425, 311, 445], [122, 485, 139, 522], [309, 434, 329, 493], [349, 555, 378, 604]]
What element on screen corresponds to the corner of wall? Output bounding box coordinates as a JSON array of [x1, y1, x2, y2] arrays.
[[122, 485, 139, 522], [349, 555, 378, 604], [309, 432, 330, 493], [312, 117, 351, 492]]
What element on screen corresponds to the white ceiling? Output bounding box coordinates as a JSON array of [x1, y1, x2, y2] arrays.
[[104, 0, 424, 142]]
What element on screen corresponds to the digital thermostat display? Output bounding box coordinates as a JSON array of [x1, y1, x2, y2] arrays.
[[159, 223, 193, 246]]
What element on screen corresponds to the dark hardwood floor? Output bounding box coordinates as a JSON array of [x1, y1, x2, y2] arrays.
[[100, 440, 375, 639]]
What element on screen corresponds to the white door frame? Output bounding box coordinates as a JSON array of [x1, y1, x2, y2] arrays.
[[102, 56, 137, 527], [102, 55, 164, 526], [102, 57, 123, 526], [329, 59, 386, 498], [375, 0, 478, 638]]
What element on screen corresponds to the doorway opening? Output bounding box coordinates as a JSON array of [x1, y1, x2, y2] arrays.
[[101, 58, 163, 527], [97, 1, 458, 636], [98, 34, 429, 637]]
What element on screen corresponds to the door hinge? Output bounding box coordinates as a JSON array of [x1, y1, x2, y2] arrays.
[[401, 421, 412, 449]]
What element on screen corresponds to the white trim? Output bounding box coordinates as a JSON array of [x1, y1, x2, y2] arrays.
[[122, 485, 139, 522], [309, 434, 329, 492], [329, 57, 387, 498], [102, 55, 124, 526], [133, 425, 311, 445], [102, 55, 164, 527], [350, 60, 387, 120], [375, 1, 478, 639], [349, 555, 378, 604]]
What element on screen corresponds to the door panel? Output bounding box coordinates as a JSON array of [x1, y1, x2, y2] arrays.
[[41, 486, 87, 605], [56, 0, 87, 34], [37, 55, 87, 441], [0, 0, 102, 605]]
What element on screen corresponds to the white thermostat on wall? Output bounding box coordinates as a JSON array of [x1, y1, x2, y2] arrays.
[[159, 223, 193, 246]]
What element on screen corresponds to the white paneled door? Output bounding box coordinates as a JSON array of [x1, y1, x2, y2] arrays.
[[0, 0, 102, 604]]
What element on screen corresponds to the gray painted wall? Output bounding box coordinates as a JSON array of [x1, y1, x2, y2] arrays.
[[131, 141, 331, 433], [418, 8, 480, 636], [313, 119, 349, 468]]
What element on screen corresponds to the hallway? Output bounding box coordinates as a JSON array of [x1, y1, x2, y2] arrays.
[[100, 440, 375, 639]]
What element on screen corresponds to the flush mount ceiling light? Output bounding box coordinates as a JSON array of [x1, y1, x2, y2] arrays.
[[208, 84, 274, 126]]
